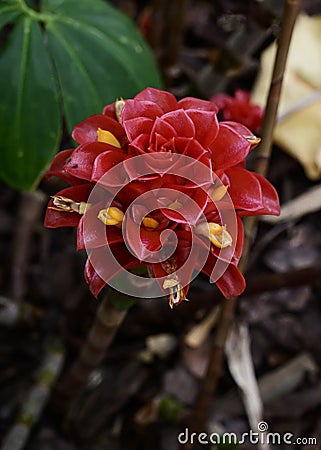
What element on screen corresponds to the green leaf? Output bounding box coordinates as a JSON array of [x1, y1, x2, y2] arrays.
[[0, 0, 162, 191], [0, 2, 22, 29], [0, 16, 61, 190], [42, 0, 163, 130]]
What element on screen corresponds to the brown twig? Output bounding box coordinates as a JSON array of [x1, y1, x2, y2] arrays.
[[150, 0, 186, 85], [183, 0, 301, 444], [121, 262, 321, 340], [52, 290, 128, 415]]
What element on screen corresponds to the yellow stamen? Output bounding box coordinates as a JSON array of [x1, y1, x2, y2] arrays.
[[97, 128, 121, 148], [142, 217, 159, 229], [196, 222, 232, 249], [209, 185, 228, 202], [49, 196, 91, 214], [115, 98, 125, 122], [167, 199, 183, 210], [97, 207, 124, 226], [243, 135, 261, 145]]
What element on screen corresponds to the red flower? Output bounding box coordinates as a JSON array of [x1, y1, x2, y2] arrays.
[[45, 88, 279, 307], [211, 90, 264, 133]]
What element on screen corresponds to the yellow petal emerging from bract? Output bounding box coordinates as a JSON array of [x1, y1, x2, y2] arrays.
[[196, 222, 233, 249], [49, 196, 91, 214], [115, 98, 125, 122], [167, 199, 183, 210], [97, 128, 121, 148], [98, 207, 124, 226], [209, 185, 228, 202], [243, 134, 261, 145], [142, 217, 160, 229]]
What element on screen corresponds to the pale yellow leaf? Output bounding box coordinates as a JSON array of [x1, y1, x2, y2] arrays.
[[252, 14, 321, 179]]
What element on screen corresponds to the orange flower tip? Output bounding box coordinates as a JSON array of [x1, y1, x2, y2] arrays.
[[243, 134, 261, 145], [196, 222, 233, 249], [142, 216, 159, 229], [169, 285, 188, 308], [163, 278, 188, 308], [115, 97, 125, 122], [167, 199, 183, 210], [97, 207, 124, 226], [209, 184, 228, 202], [49, 196, 91, 214], [97, 128, 121, 148]]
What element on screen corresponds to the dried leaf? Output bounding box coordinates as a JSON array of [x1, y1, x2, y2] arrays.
[[146, 334, 177, 359], [262, 184, 321, 223], [184, 307, 219, 348], [225, 323, 268, 450], [137, 334, 177, 362], [260, 353, 318, 405], [253, 14, 321, 179]]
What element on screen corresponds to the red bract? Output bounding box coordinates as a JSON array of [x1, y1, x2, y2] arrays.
[[121, 88, 219, 158], [211, 90, 264, 133], [45, 87, 279, 307]]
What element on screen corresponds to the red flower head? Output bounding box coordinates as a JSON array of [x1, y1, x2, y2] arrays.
[[45, 88, 279, 308], [211, 90, 264, 133]]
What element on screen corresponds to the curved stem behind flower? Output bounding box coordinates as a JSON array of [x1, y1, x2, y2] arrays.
[[52, 290, 128, 417], [183, 0, 301, 445]]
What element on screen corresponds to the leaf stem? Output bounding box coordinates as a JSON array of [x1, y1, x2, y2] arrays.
[[16, 0, 54, 22], [183, 0, 301, 445]]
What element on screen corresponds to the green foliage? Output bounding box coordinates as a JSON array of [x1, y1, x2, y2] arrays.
[[158, 396, 184, 423], [0, 0, 162, 190]]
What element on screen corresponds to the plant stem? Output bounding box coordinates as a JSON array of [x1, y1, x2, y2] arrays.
[[11, 190, 46, 302], [1, 340, 64, 450], [183, 0, 301, 444], [52, 290, 128, 414]]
